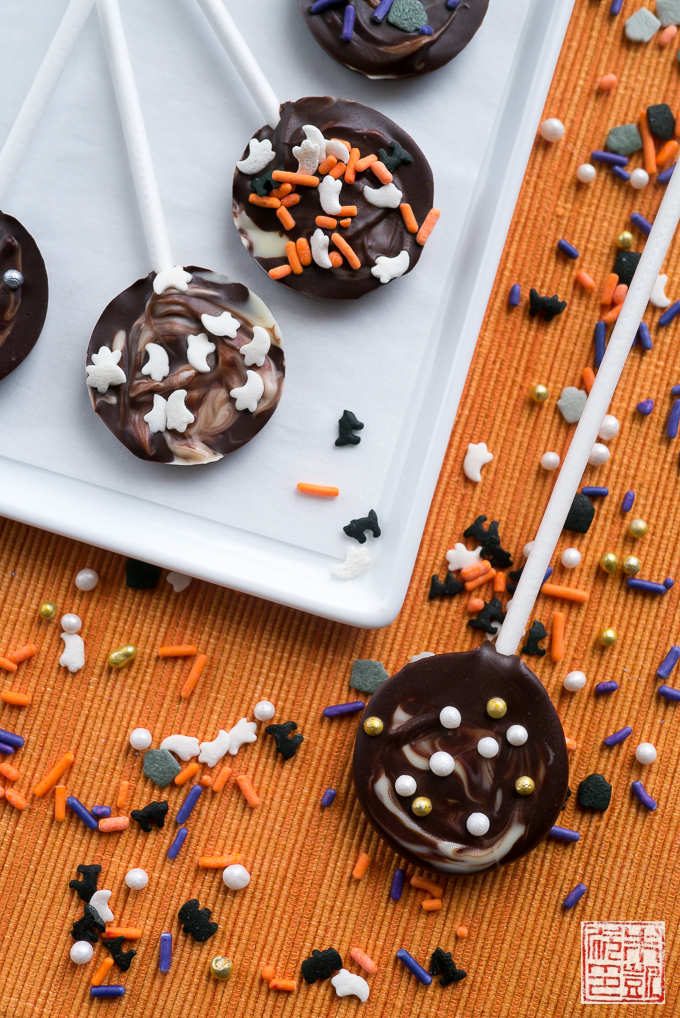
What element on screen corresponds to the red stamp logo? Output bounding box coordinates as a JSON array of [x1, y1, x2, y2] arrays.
[[581, 922, 665, 1003]]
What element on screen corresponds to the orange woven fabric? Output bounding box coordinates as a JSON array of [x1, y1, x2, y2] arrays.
[[1, 4, 679, 1016]]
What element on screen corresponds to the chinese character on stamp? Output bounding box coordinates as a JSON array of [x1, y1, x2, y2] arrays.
[[581, 921, 665, 1003]]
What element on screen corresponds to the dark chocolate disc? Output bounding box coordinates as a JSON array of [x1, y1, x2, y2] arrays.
[[86, 266, 284, 465], [232, 97, 435, 300], [0, 210, 48, 381], [353, 642, 569, 874], [298, 0, 489, 79]]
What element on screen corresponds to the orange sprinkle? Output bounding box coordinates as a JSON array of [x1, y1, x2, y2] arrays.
[[316, 215, 337, 229], [248, 194, 281, 209], [199, 853, 242, 868], [598, 73, 617, 91], [566, 736, 578, 751], [158, 645, 197, 658], [318, 154, 338, 175], [370, 160, 393, 184], [91, 956, 114, 986], [296, 482, 339, 497], [352, 852, 371, 879], [99, 815, 129, 832], [269, 183, 293, 199], [212, 765, 232, 793], [612, 283, 628, 305], [277, 206, 296, 232], [116, 779, 129, 808], [601, 303, 623, 324], [350, 947, 377, 974], [582, 366, 595, 392], [0, 786, 4, 799], [456, 925, 468, 939], [174, 761, 200, 785], [286, 241, 303, 274], [355, 153, 377, 172], [180, 653, 208, 699], [331, 232, 361, 270], [411, 874, 444, 897], [4, 787, 27, 810], [102, 928, 142, 940], [271, 170, 319, 187], [0, 657, 17, 672], [494, 571, 506, 592], [339, 218, 351, 228], [551, 611, 565, 663], [0, 690, 31, 706], [329, 161, 347, 179], [54, 785, 66, 822], [467, 597, 485, 612], [416, 208, 440, 246], [344, 147, 360, 185], [0, 761, 19, 781], [236, 774, 261, 808], [465, 569, 497, 592], [657, 138, 679, 169], [541, 583, 589, 603], [269, 264, 292, 280], [331, 138, 351, 154], [399, 203, 418, 234], [329, 251, 343, 267], [339, 205, 358, 217], [261, 965, 276, 982], [601, 272, 618, 305], [269, 979, 296, 992], [201, 775, 212, 786], [280, 193, 301, 208], [34, 751, 75, 797], [640, 109, 657, 176], [296, 237, 312, 266], [460, 559, 491, 581], [575, 270, 596, 291], [422, 898, 443, 912], [8, 644, 37, 664], [663, 24, 680, 45]]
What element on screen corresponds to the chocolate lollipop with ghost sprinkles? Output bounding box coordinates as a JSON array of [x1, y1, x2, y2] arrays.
[[196, 0, 438, 300], [87, 0, 284, 466], [0, 0, 96, 381], [354, 162, 680, 872]]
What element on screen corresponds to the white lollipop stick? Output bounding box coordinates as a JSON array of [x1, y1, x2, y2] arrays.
[[0, 0, 96, 204], [195, 0, 281, 130], [97, 0, 173, 273], [496, 160, 680, 656]]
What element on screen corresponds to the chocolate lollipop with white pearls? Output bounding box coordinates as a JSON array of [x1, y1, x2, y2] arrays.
[[354, 162, 680, 872], [196, 0, 438, 300], [88, 0, 284, 465]]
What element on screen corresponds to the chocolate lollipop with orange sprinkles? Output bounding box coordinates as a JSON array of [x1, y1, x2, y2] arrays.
[[196, 0, 439, 300], [355, 155, 680, 872]]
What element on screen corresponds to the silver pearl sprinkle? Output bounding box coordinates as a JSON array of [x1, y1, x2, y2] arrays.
[[3, 269, 23, 290]]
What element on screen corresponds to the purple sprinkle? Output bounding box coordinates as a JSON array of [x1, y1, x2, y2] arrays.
[[658, 684, 680, 701], [557, 239, 579, 259], [167, 826, 188, 860], [630, 212, 652, 236], [658, 163, 676, 184], [419, 24, 434, 34], [66, 796, 98, 830], [446, 0, 461, 7], [563, 883, 587, 909], [627, 577, 673, 595], [542, 566, 553, 586], [631, 780, 657, 811], [508, 283, 521, 307], [594, 320, 606, 368], [659, 301, 680, 327], [636, 399, 654, 415], [581, 486, 608, 497], [323, 701, 366, 718], [390, 867, 405, 901], [637, 322, 653, 350], [612, 165, 631, 182], [159, 932, 172, 972], [90, 986, 126, 998], [549, 826, 580, 843], [396, 948, 432, 985], [0, 727, 24, 749], [0, 741, 15, 755], [321, 788, 337, 807], [666, 578, 675, 589], [595, 680, 619, 694], [372, 0, 395, 20], [310, 0, 346, 11], [610, 0, 624, 12], [176, 784, 202, 825], [672, 384, 680, 396], [621, 490, 635, 511], [592, 150, 628, 166], [668, 399, 680, 438], [341, 3, 355, 41], [91, 805, 111, 820], [657, 645, 680, 679], [604, 725, 632, 747]]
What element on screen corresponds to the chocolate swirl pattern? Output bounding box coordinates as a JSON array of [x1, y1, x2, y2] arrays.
[[0, 211, 48, 382], [86, 267, 284, 465], [353, 642, 569, 874]]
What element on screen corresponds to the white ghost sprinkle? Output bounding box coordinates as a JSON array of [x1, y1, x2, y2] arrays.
[[186, 333, 216, 373], [230, 370, 264, 412], [371, 250, 409, 284], [198, 730, 231, 767], [166, 390, 195, 432], [311, 228, 333, 269], [160, 734, 200, 761], [650, 273, 672, 308], [301, 124, 327, 159], [201, 311, 240, 337], [363, 182, 402, 209], [292, 138, 321, 175], [241, 326, 271, 367], [319, 175, 343, 215], [446, 543, 482, 572], [331, 969, 370, 1002], [144, 393, 167, 434], [141, 342, 170, 382], [463, 441, 493, 482], [332, 545, 371, 579], [236, 137, 276, 175], [227, 718, 257, 755], [89, 890, 114, 923], [166, 571, 192, 592], [153, 266, 192, 294], [86, 347, 126, 394]]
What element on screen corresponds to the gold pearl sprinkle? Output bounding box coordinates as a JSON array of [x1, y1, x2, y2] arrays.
[[486, 697, 507, 719], [528, 383, 549, 403], [622, 555, 641, 576], [363, 716, 384, 737], [411, 796, 432, 817], [628, 518, 648, 538], [599, 628, 618, 647], [210, 956, 233, 980], [515, 776, 535, 796], [38, 601, 57, 620], [599, 552, 619, 575], [617, 230, 634, 249], [108, 645, 137, 669]]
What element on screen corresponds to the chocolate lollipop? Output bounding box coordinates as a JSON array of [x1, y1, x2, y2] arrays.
[[90, 0, 284, 466], [0, 0, 96, 381], [299, 0, 490, 80], [196, 0, 438, 300], [354, 164, 680, 871]]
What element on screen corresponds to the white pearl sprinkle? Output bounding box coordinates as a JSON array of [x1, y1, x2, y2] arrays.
[[223, 864, 251, 890], [395, 774, 417, 796], [129, 727, 152, 751], [466, 812, 490, 836], [588, 442, 610, 466], [125, 868, 149, 890], [561, 547, 581, 568], [523, 542, 534, 558], [576, 163, 596, 183], [563, 670, 587, 692], [539, 118, 565, 142], [253, 700, 275, 722], [60, 613, 82, 634], [429, 751, 455, 777], [70, 941, 94, 965], [635, 742, 657, 764], [75, 568, 99, 591], [477, 737, 499, 758], [598, 414, 620, 441], [540, 451, 561, 471], [630, 168, 650, 190], [439, 706, 461, 729], [506, 725, 528, 746]]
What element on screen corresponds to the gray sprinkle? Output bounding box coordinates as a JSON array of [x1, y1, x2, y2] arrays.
[[557, 387, 587, 424], [350, 659, 389, 694]]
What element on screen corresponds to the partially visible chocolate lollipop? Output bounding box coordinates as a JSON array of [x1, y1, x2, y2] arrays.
[[299, 0, 490, 80]]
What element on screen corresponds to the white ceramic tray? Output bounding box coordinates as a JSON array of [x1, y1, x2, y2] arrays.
[[0, 0, 574, 628]]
